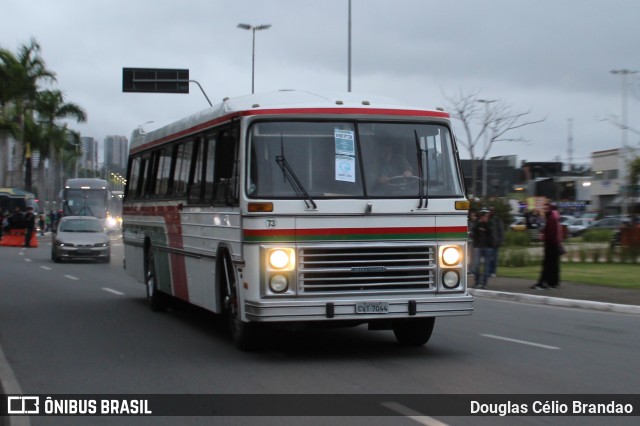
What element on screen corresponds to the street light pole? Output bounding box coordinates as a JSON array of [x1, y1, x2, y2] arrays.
[[348, 0, 352, 92], [477, 99, 496, 198], [237, 23, 272, 94], [610, 69, 638, 217]]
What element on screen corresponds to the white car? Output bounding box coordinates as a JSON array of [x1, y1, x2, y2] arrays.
[[51, 216, 111, 263], [567, 217, 592, 236], [560, 215, 576, 225]]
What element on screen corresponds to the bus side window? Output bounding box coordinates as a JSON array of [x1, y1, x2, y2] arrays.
[[126, 157, 141, 199], [155, 148, 172, 197], [214, 128, 238, 205], [203, 134, 217, 203], [187, 138, 203, 204], [137, 156, 148, 199], [172, 140, 193, 197]]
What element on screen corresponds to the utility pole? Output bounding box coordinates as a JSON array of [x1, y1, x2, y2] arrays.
[[348, 0, 352, 92], [610, 69, 638, 217], [567, 118, 573, 172]]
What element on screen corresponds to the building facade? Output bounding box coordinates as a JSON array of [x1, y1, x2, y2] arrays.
[[590, 148, 633, 215], [80, 137, 99, 173], [104, 135, 128, 173]]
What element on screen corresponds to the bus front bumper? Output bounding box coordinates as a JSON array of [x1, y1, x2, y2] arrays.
[[243, 293, 473, 322]]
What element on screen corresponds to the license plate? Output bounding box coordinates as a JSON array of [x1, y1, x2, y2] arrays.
[[356, 302, 389, 314]]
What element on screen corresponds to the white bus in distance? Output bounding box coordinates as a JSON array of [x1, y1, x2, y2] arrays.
[[122, 90, 472, 350]]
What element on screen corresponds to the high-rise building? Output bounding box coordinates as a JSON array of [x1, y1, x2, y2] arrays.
[[104, 135, 128, 173], [80, 137, 99, 172]]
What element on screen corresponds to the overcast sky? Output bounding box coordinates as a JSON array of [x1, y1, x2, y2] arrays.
[[2, 0, 640, 165]]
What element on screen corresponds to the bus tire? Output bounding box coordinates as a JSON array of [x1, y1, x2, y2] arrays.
[[392, 317, 435, 346], [221, 254, 261, 351], [146, 249, 169, 312]]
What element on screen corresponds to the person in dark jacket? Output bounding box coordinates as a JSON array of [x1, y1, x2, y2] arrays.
[[24, 207, 36, 247], [531, 202, 562, 289], [488, 207, 505, 277], [8, 207, 25, 229], [471, 209, 494, 289]]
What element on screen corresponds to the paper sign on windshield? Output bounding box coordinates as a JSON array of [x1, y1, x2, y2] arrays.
[[334, 129, 355, 156], [335, 155, 356, 182]]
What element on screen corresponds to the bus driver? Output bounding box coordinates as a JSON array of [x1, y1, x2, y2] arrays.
[[377, 143, 414, 185]]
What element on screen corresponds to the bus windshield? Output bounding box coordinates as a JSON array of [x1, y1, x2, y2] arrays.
[[63, 189, 108, 218], [247, 121, 464, 199]]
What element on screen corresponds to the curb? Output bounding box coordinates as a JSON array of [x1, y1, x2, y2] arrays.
[[468, 289, 640, 315], [0, 344, 30, 426]]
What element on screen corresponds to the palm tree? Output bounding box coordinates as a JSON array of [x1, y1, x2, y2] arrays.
[[34, 89, 87, 201], [0, 38, 56, 190]]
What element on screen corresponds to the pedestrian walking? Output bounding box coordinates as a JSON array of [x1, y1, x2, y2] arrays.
[[488, 207, 504, 277], [531, 201, 562, 290], [24, 207, 36, 247], [471, 209, 494, 289], [38, 213, 46, 236]]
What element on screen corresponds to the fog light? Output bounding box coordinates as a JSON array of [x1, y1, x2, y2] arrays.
[[269, 275, 289, 293], [442, 270, 460, 289]]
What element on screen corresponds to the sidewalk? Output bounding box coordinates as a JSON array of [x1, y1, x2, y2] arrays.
[[469, 275, 640, 315]]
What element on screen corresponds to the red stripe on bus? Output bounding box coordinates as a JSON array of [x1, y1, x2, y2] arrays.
[[244, 226, 466, 237], [123, 204, 189, 300], [164, 210, 189, 301]]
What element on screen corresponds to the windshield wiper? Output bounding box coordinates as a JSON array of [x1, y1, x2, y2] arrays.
[[414, 130, 428, 209], [275, 135, 317, 210]]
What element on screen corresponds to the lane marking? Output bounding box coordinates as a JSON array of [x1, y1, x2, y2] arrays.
[[25, 258, 32, 263], [64, 275, 80, 281], [481, 334, 561, 350], [40, 266, 52, 271], [381, 402, 449, 426], [102, 288, 124, 296]]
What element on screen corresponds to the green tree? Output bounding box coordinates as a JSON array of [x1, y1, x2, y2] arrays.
[[34, 89, 87, 198], [0, 38, 56, 191]]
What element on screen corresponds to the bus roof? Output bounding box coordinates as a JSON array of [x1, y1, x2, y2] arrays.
[[130, 90, 450, 154], [64, 178, 109, 189], [0, 188, 34, 197]]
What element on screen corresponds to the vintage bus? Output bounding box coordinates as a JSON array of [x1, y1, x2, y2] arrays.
[[122, 90, 472, 350]]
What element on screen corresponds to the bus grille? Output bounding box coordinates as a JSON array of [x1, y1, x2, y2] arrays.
[[298, 244, 436, 294]]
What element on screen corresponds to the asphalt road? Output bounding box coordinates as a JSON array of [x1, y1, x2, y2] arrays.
[[1, 235, 639, 426]]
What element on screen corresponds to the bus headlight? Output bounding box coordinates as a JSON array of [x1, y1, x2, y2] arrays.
[[269, 275, 289, 293], [442, 270, 460, 289], [441, 246, 462, 267], [268, 248, 295, 271]]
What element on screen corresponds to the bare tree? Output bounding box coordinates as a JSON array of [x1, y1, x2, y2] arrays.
[[444, 90, 545, 198]]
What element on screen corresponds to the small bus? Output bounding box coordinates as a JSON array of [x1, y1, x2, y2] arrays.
[[123, 90, 472, 350]]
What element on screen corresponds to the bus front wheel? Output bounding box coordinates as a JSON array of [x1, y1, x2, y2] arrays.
[[392, 317, 435, 346], [221, 255, 261, 351], [146, 249, 169, 312]]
